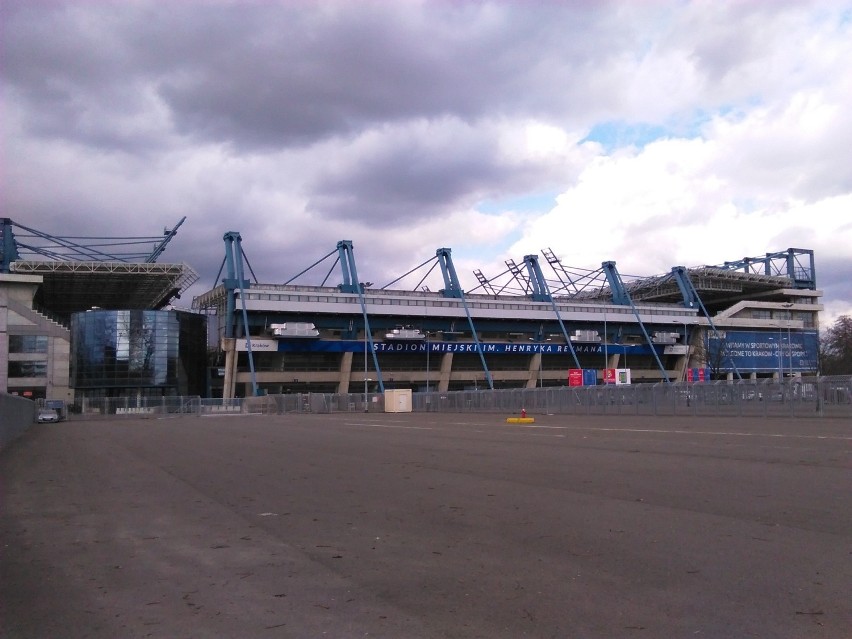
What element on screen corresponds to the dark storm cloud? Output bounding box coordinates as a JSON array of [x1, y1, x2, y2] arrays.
[[307, 123, 556, 223], [152, 2, 619, 150], [4, 0, 850, 321], [3, 1, 619, 152]]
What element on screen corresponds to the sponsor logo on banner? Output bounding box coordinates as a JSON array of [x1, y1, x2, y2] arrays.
[[235, 339, 278, 352]]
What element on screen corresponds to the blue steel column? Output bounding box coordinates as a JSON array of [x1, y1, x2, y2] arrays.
[[671, 266, 698, 310], [523, 255, 582, 369], [436, 248, 463, 298], [222, 232, 259, 396], [0, 218, 20, 273], [603, 261, 671, 384], [602, 261, 631, 306], [671, 266, 742, 381], [436, 248, 494, 390], [337, 241, 384, 393]]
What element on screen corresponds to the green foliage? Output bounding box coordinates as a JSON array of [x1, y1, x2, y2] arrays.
[[820, 315, 852, 374]]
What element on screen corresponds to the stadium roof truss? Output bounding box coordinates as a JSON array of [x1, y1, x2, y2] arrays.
[[1, 217, 197, 320]]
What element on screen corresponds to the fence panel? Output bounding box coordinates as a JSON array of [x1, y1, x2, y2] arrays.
[[65, 376, 851, 421]]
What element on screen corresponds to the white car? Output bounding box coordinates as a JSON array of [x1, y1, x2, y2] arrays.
[[37, 408, 60, 423]]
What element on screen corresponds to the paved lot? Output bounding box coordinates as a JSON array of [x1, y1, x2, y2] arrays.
[[2, 412, 851, 638]]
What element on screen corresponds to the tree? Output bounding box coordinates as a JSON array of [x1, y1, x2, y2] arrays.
[[820, 315, 852, 375]]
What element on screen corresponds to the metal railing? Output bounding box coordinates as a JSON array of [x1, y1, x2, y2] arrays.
[[68, 376, 852, 419]]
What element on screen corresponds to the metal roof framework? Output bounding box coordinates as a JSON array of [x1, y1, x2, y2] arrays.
[[12, 260, 199, 321], [195, 243, 813, 316], [623, 267, 795, 307], [2, 217, 195, 321], [1, 217, 187, 268]]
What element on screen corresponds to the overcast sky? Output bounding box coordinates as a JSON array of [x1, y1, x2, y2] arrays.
[[4, 1, 851, 323]]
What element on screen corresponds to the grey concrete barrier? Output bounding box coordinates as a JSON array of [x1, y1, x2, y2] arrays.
[[0, 394, 37, 450]]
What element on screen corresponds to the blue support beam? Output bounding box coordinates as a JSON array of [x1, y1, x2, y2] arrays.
[[336, 240, 384, 393], [222, 232, 251, 340], [602, 261, 631, 305], [786, 248, 816, 289], [1, 218, 20, 273], [601, 261, 671, 384], [336, 240, 360, 293], [436, 248, 493, 389], [523, 254, 551, 302], [436, 248, 464, 298], [670, 266, 698, 310], [221, 231, 259, 395], [523, 255, 582, 369], [670, 266, 742, 381], [720, 248, 816, 290]]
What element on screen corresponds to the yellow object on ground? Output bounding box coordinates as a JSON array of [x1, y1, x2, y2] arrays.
[[506, 417, 535, 424]]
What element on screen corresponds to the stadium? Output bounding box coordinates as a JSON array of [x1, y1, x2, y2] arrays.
[[0, 218, 822, 405]]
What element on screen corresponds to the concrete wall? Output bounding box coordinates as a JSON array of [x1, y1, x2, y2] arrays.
[[0, 393, 36, 450], [1, 273, 73, 402]]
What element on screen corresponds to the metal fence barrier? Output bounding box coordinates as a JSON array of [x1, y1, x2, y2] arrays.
[[68, 376, 852, 419]]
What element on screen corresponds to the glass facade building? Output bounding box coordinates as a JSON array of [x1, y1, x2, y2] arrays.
[[71, 309, 206, 398]]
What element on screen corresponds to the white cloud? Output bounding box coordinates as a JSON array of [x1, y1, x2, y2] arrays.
[[3, 0, 851, 323], [508, 81, 852, 315]]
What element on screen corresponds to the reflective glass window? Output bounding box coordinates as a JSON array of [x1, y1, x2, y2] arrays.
[[8, 335, 48, 353], [8, 361, 48, 377]]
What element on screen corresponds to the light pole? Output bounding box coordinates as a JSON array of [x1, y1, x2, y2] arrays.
[[364, 326, 369, 412], [425, 331, 431, 393], [783, 302, 794, 377], [539, 339, 551, 388], [768, 336, 782, 380]]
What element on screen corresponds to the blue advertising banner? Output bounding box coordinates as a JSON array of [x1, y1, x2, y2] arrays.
[[706, 330, 819, 373], [273, 340, 663, 356]]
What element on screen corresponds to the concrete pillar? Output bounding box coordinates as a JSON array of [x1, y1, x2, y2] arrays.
[[438, 353, 453, 392], [221, 338, 237, 399], [673, 350, 690, 382], [526, 353, 540, 388], [337, 351, 353, 394]]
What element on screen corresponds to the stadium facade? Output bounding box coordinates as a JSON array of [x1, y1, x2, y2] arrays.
[[0, 219, 823, 404], [192, 235, 822, 399], [0, 218, 201, 405]]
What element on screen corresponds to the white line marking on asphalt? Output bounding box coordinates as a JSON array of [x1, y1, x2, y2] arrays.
[[344, 423, 433, 430], [517, 425, 852, 441]]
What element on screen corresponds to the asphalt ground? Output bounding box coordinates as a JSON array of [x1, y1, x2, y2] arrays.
[[1, 412, 850, 639]]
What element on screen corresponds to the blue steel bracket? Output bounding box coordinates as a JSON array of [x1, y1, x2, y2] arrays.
[[222, 232, 251, 289], [602, 261, 630, 305], [221, 231, 259, 395], [670, 266, 698, 309], [1, 218, 20, 273], [336, 240, 361, 293], [335, 239, 385, 392], [223, 277, 251, 290], [523, 255, 581, 368], [523, 255, 552, 302], [436, 248, 464, 298], [719, 248, 816, 290]]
